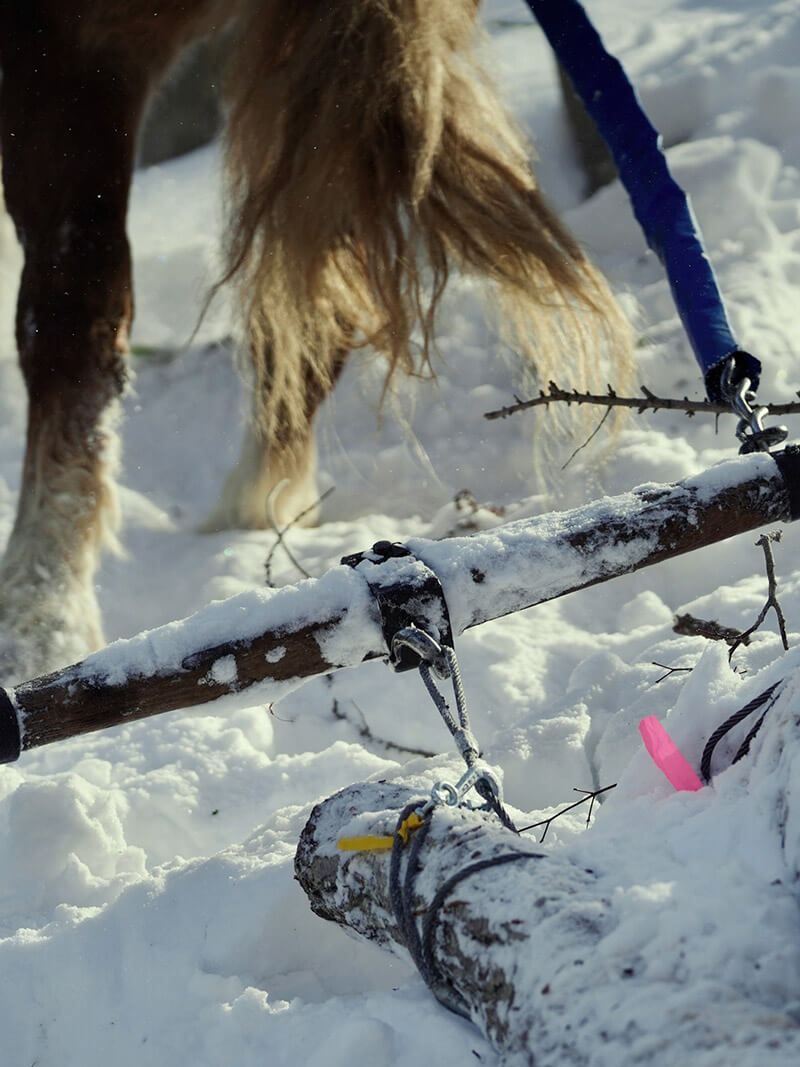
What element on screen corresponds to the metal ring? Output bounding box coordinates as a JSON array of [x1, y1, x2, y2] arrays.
[[391, 627, 450, 678], [430, 781, 459, 807]]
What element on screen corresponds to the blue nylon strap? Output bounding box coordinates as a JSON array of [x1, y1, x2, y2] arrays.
[[522, 0, 761, 400]]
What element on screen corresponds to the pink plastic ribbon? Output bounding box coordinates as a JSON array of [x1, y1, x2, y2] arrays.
[[639, 715, 703, 791]]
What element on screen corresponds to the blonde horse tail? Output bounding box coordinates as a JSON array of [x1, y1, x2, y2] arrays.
[[222, 0, 633, 464]]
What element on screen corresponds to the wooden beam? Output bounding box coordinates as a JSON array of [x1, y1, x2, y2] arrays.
[[2, 447, 798, 760]]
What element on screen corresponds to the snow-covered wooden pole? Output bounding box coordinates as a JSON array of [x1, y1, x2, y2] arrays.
[[1, 447, 799, 760], [294, 776, 606, 1066]]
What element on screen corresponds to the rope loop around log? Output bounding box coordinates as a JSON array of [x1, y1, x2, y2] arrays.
[[387, 799, 542, 1020], [388, 800, 462, 1014]]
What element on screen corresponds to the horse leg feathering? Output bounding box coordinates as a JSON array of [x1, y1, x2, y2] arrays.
[[0, 2, 221, 678]]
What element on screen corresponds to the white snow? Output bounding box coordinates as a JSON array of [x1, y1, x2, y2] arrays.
[[3, 1, 800, 1063]]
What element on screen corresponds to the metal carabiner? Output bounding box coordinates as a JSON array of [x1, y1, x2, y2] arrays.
[[720, 358, 788, 454], [391, 626, 451, 680]]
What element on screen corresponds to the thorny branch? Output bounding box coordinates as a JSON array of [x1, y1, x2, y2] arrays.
[[517, 784, 617, 842], [484, 381, 800, 422], [728, 531, 790, 660]]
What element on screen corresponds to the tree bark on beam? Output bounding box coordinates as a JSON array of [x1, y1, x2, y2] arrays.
[[294, 776, 605, 1066], [2, 447, 799, 760]]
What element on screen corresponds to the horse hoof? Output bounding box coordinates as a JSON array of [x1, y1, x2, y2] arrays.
[[200, 468, 321, 532], [200, 424, 321, 533]]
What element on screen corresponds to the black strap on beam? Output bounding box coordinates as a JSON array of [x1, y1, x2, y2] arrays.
[[341, 541, 454, 671], [0, 688, 21, 764]]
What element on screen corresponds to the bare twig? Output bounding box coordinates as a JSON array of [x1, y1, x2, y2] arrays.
[[484, 381, 800, 422], [264, 484, 335, 586], [672, 613, 746, 646], [517, 784, 617, 843], [331, 699, 437, 759], [728, 532, 790, 659], [560, 407, 612, 470], [650, 661, 694, 685], [268, 703, 295, 723]]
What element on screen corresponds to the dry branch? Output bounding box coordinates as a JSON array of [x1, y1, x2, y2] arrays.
[[728, 532, 790, 658], [2, 447, 799, 761], [484, 381, 800, 422], [673, 613, 745, 645]]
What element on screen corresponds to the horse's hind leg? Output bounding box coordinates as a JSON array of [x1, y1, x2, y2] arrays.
[[0, 39, 148, 679], [200, 418, 320, 533], [202, 342, 348, 532]]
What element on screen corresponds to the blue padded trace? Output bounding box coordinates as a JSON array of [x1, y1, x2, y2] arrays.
[[522, 0, 761, 400]]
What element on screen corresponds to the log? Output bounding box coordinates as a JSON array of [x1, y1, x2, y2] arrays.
[[296, 772, 800, 1066], [2, 447, 800, 760], [294, 774, 606, 1066]]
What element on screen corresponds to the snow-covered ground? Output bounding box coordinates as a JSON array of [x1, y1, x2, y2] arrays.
[[3, 1, 800, 1063]]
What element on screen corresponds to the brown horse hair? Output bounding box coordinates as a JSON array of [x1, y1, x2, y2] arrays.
[[218, 0, 634, 461]]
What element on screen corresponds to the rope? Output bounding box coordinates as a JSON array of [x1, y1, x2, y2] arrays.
[[418, 654, 478, 764], [388, 802, 455, 1008], [387, 799, 543, 1019], [700, 681, 782, 782], [379, 674, 788, 1019], [420, 850, 544, 1012], [379, 627, 527, 1013], [386, 675, 787, 1017], [402, 633, 518, 832]]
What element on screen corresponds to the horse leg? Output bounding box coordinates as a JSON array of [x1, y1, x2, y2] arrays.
[[202, 343, 348, 532], [0, 41, 148, 679]]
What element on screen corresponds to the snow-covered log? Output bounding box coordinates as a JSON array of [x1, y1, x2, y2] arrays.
[[2, 447, 799, 760], [296, 729, 800, 1067], [294, 776, 602, 1067]]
